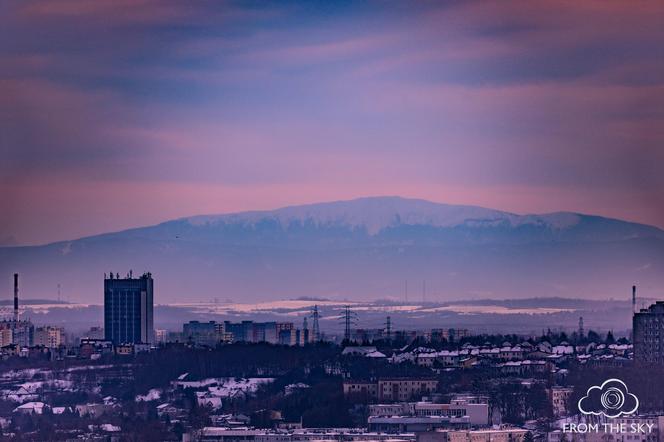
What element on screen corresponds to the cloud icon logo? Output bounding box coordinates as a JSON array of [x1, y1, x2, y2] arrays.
[[578, 378, 638, 418]]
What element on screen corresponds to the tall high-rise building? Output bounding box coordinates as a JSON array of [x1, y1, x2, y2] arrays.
[[633, 301, 664, 364], [104, 272, 154, 344]]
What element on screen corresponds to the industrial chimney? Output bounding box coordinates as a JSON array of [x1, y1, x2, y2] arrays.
[[13, 273, 19, 323], [632, 285, 636, 314]]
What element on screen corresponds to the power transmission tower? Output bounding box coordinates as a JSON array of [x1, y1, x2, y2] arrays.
[[339, 305, 358, 342]]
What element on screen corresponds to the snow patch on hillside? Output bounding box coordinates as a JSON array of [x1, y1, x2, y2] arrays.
[[185, 197, 580, 235]]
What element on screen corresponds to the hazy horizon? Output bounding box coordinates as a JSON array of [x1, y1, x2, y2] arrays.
[[1, 196, 662, 303]]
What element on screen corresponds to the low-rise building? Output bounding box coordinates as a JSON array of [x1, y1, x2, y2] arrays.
[[196, 427, 415, 441], [79, 338, 114, 358], [417, 427, 528, 442], [343, 381, 379, 400], [378, 379, 439, 402], [344, 378, 439, 402], [13, 402, 48, 415], [368, 396, 490, 432]]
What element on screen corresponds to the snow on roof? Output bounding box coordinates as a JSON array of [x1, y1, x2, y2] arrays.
[[552, 345, 574, 355], [366, 351, 387, 358], [135, 388, 162, 402], [342, 346, 377, 355], [100, 424, 121, 432], [14, 402, 46, 413]]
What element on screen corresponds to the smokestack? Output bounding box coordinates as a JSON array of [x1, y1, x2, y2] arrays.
[[632, 285, 636, 314], [13, 273, 19, 323]]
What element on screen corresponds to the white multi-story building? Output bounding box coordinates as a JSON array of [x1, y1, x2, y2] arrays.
[[35, 326, 64, 348]]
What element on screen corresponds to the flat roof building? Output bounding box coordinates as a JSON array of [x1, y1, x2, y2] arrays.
[[633, 301, 664, 364], [104, 272, 154, 344]]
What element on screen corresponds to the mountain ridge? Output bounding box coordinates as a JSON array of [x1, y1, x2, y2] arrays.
[[4, 196, 663, 248], [1, 196, 663, 303]]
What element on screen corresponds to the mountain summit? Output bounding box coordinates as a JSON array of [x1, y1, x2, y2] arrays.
[[183, 197, 579, 235], [1, 196, 663, 303]]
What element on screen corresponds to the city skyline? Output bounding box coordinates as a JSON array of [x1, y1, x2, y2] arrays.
[[2, 3, 664, 441], [2, 1, 664, 245]]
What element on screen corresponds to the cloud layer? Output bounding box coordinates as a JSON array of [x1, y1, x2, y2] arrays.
[[2, 0, 664, 244]]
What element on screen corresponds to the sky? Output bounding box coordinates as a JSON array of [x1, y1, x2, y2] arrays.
[[2, 0, 664, 246]]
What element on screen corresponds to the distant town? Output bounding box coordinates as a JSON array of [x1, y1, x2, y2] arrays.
[[0, 272, 662, 442]]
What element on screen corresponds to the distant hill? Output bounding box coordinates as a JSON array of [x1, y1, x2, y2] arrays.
[[0, 299, 69, 306], [1, 196, 663, 303]]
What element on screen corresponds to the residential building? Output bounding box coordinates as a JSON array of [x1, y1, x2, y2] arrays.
[[343, 378, 439, 402], [34, 326, 64, 348], [183, 321, 230, 346], [548, 386, 573, 417], [0, 320, 34, 347], [222, 321, 295, 345], [0, 327, 11, 347], [430, 329, 470, 343], [378, 379, 439, 402], [155, 329, 168, 343], [343, 381, 380, 400], [633, 302, 664, 364], [84, 326, 104, 339]]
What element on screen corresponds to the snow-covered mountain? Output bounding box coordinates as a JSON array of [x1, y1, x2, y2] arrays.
[[185, 197, 580, 233], [1, 196, 663, 303]]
